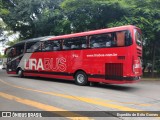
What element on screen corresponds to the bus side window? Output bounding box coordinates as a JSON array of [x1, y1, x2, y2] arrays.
[[52, 40, 61, 51], [11, 44, 25, 57], [90, 34, 112, 48], [104, 34, 113, 47], [125, 31, 132, 46], [42, 41, 53, 51], [90, 36, 100, 48], [135, 30, 142, 46], [26, 42, 38, 53], [72, 37, 87, 49], [63, 39, 70, 50], [63, 37, 87, 50], [76, 37, 87, 49], [34, 42, 42, 52]]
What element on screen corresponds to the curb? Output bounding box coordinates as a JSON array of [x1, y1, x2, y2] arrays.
[[141, 78, 160, 81]]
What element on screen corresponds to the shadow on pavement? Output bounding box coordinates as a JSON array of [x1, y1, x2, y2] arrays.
[[94, 83, 139, 92], [9, 75, 75, 85], [8, 75, 138, 92]]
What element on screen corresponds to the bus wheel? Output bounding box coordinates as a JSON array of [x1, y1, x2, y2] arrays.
[[18, 69, 24, 78], [75, 71, 88, 86]]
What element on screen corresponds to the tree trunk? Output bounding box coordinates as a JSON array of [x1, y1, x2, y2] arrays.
[[151, 42, 156, 77]]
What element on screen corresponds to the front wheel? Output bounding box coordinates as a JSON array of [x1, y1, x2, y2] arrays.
[[18, 69, 24, 78], [75, 71, 88, 86]]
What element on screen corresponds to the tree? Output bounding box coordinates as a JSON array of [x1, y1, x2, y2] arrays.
[[1, 0, 63, 39], [130, 0, 160, 77], [0, 0, 9, 15], [6, 38, 20, 46], [61, 0, 130, 32]]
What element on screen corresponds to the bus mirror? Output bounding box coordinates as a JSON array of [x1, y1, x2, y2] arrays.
[[4, 48, 7, 55], [4, 47, 11, 56], [10, 48, 16, 56]]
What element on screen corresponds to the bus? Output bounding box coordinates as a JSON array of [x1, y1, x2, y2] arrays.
[[5, 25, 142, 85]]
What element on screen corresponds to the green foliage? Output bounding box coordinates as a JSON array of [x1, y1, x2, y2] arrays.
[[0, 53, 6, 58], [0, 0, 9, 15], [0, 52, 2, 58], [61, 0, 129, 32], [6, 38, 20, 46], [1, 0, 63, 39]]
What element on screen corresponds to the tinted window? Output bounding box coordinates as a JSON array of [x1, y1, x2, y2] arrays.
[[90, 33, 116, 48], [6, 44, 25, 57], [125, 30, 132, 46], [63, 37, 87, 50], [52, 40, 61, 51], [41, 40, 61, 51], [6, 47, 14, 58], [15, 44, 25, 56], [89, 30, 132, 48], [26, 42, 40, 53], [42, 41, 53, 51], [135, 30, 142, 46]]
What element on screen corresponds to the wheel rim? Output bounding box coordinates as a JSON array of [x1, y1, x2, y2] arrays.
[[77, 74, 85, 83]]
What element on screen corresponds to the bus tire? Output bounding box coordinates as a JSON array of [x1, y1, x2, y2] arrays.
[[18, 68, 24, 78], [75, 71, 88, 86]]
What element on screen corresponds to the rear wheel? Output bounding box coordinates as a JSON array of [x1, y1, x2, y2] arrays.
[[18, 68, 24, 78], [75, 71, 88, 86]]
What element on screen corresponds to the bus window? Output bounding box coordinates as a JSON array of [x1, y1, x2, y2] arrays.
[[6, 44, 25, 58], [125, 30, 132, 46], [52, 40, 61, 51], [63, 37, 87, 50], [34, 42, 42, 52], [41, 40, 61, 51], [42, 41, 53, 51], [14, 44, 25, 56], [26, 42, 40, 53], [135, 30, 142, 46], [5, 47, 15, 61], [115, 30, 132, 47], [90, 33, 113, 48]]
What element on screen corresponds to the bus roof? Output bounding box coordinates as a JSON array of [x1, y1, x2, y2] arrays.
[[10, 25, 138, 47], [49, 25, 137, 40], [13, 36, 54, 46]]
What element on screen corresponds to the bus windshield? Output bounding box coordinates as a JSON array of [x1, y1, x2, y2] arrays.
[[5, 43, 25, 63]]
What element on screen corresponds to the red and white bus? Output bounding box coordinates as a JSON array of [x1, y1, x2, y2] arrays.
[[5, 25, 142, 85]]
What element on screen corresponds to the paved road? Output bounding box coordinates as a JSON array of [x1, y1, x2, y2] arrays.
[[0, 69, 160, 120]]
